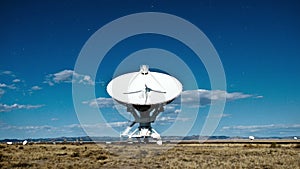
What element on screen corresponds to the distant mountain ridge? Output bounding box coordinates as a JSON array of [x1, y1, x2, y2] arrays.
[[1, 135, 298, 143]]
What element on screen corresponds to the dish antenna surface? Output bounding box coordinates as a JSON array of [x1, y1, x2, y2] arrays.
[[22, 140, 28, 145], [107, 65, 182, 144], [249, 136, 255, 140]]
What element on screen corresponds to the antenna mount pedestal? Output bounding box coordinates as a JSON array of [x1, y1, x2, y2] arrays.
[[120, 104, 164, 145]]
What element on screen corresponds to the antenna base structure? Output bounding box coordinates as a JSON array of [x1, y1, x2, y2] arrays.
[[107, 65, 182, 145], [120, 103, 164, 145]]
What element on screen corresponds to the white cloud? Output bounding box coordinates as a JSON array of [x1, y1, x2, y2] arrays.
[[1, 70, 14, 76], [209, 113, 231, 118], [2, 70, 12, 75], [12, 79, 21, 83], [222, 124, 300, 130], [164, 105, 176, 112], [221, 124, 300, 136], [83, 89, 261, 109], [174, 109, 181, 113], [255, 95, 264, 99], [31, 85, 42, 90], [0, 83, 16, 90], [80, 75, 93, 84], [0, 70, 16, 78], [107, 121, 128, 127], [66, 122, 124, 129], [0, 122, 128, 139], [82, 97, 114, 108], [2, 124, 54, 131], [52, 70, 73, 83], [0, 123, 85, 139], [177, 89, 259, 107], [45, 70, 94, 86], [0, 103, 44, 112], [155, 116, 191, 125]]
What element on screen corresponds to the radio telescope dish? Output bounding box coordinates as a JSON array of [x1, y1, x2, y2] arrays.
[[107, 65, 182, 105], [249, 136, 255, 140], [22, 140, 28, 145], [106, 65, 182, 144]]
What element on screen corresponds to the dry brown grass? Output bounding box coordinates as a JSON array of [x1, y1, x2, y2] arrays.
[[0, 142, 299, 168]]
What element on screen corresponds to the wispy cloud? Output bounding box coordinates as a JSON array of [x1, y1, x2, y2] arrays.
[[82, 97, 115, 108], [156, 116, 191, 123], [177, 89, 260, 107], [0, 103, 44, 112], [0, 70, 15, 77], [0, 122, 129, 139], [222, 124, 300, 130], [254, 95, 263, 99], [0, 83, 16, 90], [1, 124, 54, 131], [12, 79, 21, 83], [81, 89, 259, 129], [0, 123, 84, 139], [221, 124, 300, 136], [83, 89, 261, 109], [31, 85, 42, 91], [209, 113, 231, 118], [44, 70, 94, 86]]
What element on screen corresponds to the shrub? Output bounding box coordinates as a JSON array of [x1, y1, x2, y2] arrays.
[[56, 152, 67, 156], [97, 155, 108, 160], [12, 163, 32, 167], [71, 152, 80, 157], [244, 144, 254, 148], [0, 153, 6, 161], [270, 142, 280, 148]]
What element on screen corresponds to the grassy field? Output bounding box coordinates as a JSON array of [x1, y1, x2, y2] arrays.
[[0, 141, 299, 169]]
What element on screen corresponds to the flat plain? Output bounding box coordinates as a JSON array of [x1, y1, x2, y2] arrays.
[[0, 140, 299, 169]]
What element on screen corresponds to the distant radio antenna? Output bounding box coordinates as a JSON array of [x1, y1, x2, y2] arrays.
[[22, 140, 28, 145], [107, 65, 182, 145], [249, 136, 255, 140]]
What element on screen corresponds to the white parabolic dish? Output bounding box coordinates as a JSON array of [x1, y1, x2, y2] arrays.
[[107, 67, 182, 105]]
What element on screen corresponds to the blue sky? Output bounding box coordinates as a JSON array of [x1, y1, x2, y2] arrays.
[[0, 0, 300, 139]]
